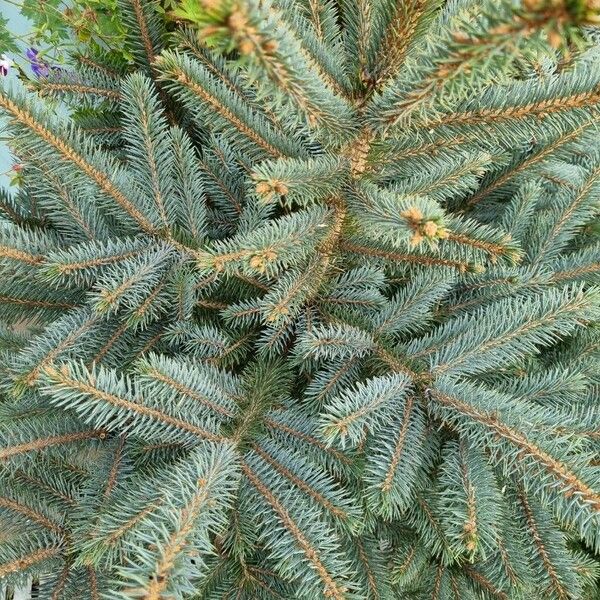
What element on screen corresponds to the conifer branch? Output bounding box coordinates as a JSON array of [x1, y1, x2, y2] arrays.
[[250, 444, 350, 523], [140, 485, 211, 600], [37, 81, 122, 101], [74, 53, 122, 79], [532, 162, 600, 266], [27, 158, 99, 240], [241, 461, 348, 600], [127, 0, 157, 65], [13, 312, 100, 393], [157, 52, 290, 158], [429, 388, 600, 510], [339, 240, 477, 272], [380, 396, 415, 493], [429, 87, 600, 128], [103, 435, 127, 500], [550, 262, 600, 282], [43, 247, 147, 284], [180, 72, 283, 157], [375, 0, 433, 86], [0, 91, 156, 234], [89, 321, 130, 366], [264, 417, 352, 466], [41, 364, 225, 443], [0, 295, 75, 310], [87, 566, 100, 600], [462, 564, 510, 600], [14, 471, 76, 507], [443, 230, 520, 265], [0, 430, 107, 462], [0, 497, 65, 534], [0, 547, 62, 578], [465, 119, 597, 207], [0, 245, 44, 265], [516, 489, 570, 600], [48, 559, 71, 598]]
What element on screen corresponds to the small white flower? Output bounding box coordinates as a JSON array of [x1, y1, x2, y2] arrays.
[[0, 54, 13, 76]]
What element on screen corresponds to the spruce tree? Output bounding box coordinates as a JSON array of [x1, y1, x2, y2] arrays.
[[0, 1, 600, 598]]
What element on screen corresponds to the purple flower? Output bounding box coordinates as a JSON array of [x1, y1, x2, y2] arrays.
[[26, 47, 51, 78], [32, 62, 50, 78], [0, 54, 12, 77]]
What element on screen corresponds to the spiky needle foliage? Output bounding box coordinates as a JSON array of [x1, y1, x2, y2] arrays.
[[1, 0, 600, 598]]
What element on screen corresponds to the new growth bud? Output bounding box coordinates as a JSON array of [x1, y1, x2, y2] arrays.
[[401, 207, 448, 246], [255, 179, 289, 202]]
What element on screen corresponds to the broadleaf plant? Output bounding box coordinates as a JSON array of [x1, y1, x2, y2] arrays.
[[1, 0, 600, 598]]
